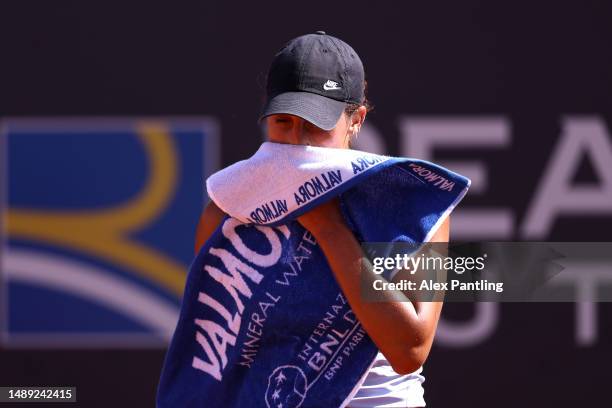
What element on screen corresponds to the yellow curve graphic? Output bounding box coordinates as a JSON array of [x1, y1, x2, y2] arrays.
[[6, 122, 188, 297]]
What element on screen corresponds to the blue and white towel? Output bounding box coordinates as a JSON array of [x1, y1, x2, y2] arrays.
[[157, 142, 470, 408]]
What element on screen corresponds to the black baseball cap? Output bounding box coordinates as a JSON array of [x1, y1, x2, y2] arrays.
[[259, 31, 365, 131]]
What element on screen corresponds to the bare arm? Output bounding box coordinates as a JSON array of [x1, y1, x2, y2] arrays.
[[194, 200, 228, 255], [297, 197, 449, 375]]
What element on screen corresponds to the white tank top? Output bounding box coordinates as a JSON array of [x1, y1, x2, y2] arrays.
[[346, 351, 426, 408]]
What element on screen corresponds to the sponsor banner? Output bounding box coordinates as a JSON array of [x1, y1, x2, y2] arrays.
[[0, 117, 219, 347]]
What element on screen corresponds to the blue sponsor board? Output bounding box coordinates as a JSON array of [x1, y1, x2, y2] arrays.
[[0, 117, 219, 347]]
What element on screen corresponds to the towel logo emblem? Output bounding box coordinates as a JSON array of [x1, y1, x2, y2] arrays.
[[265, 365, 308, 408], [323, 80, 341, 91]]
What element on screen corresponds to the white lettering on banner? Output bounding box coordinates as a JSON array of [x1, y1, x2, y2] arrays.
[[522, 117, 612, 239], [191, 219, 288, 380], [294, 170, 343, 206], [400, 116, 612, 242], [396, 116, 611, 347], [435, 303, 499, 348], [546, 261, 612, 346], [434, 262, 612, 348]]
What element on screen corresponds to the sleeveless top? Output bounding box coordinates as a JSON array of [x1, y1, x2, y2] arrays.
[[347, 351, 426, 407]]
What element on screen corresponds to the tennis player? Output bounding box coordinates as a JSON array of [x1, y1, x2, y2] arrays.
[[195, 31, 448, 408]]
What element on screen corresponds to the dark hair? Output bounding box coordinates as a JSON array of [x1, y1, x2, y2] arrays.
[[344, 80, 374, 116]]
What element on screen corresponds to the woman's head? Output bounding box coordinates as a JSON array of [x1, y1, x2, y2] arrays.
[[260, 31, 372, 148]]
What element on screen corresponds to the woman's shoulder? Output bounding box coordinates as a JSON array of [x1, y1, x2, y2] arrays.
[[194, 200, 228, 254]]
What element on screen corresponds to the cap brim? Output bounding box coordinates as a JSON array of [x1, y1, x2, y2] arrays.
[[259, 92, 346, 131]]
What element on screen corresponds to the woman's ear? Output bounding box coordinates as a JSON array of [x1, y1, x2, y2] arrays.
[[349, 105, 367, 136]]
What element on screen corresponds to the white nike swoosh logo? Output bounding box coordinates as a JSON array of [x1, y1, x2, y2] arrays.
[[323, 83, 340, 90]]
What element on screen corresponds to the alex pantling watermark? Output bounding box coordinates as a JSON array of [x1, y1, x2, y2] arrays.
[[371, 277, 504, 294], [360, 242, 612, 302]]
